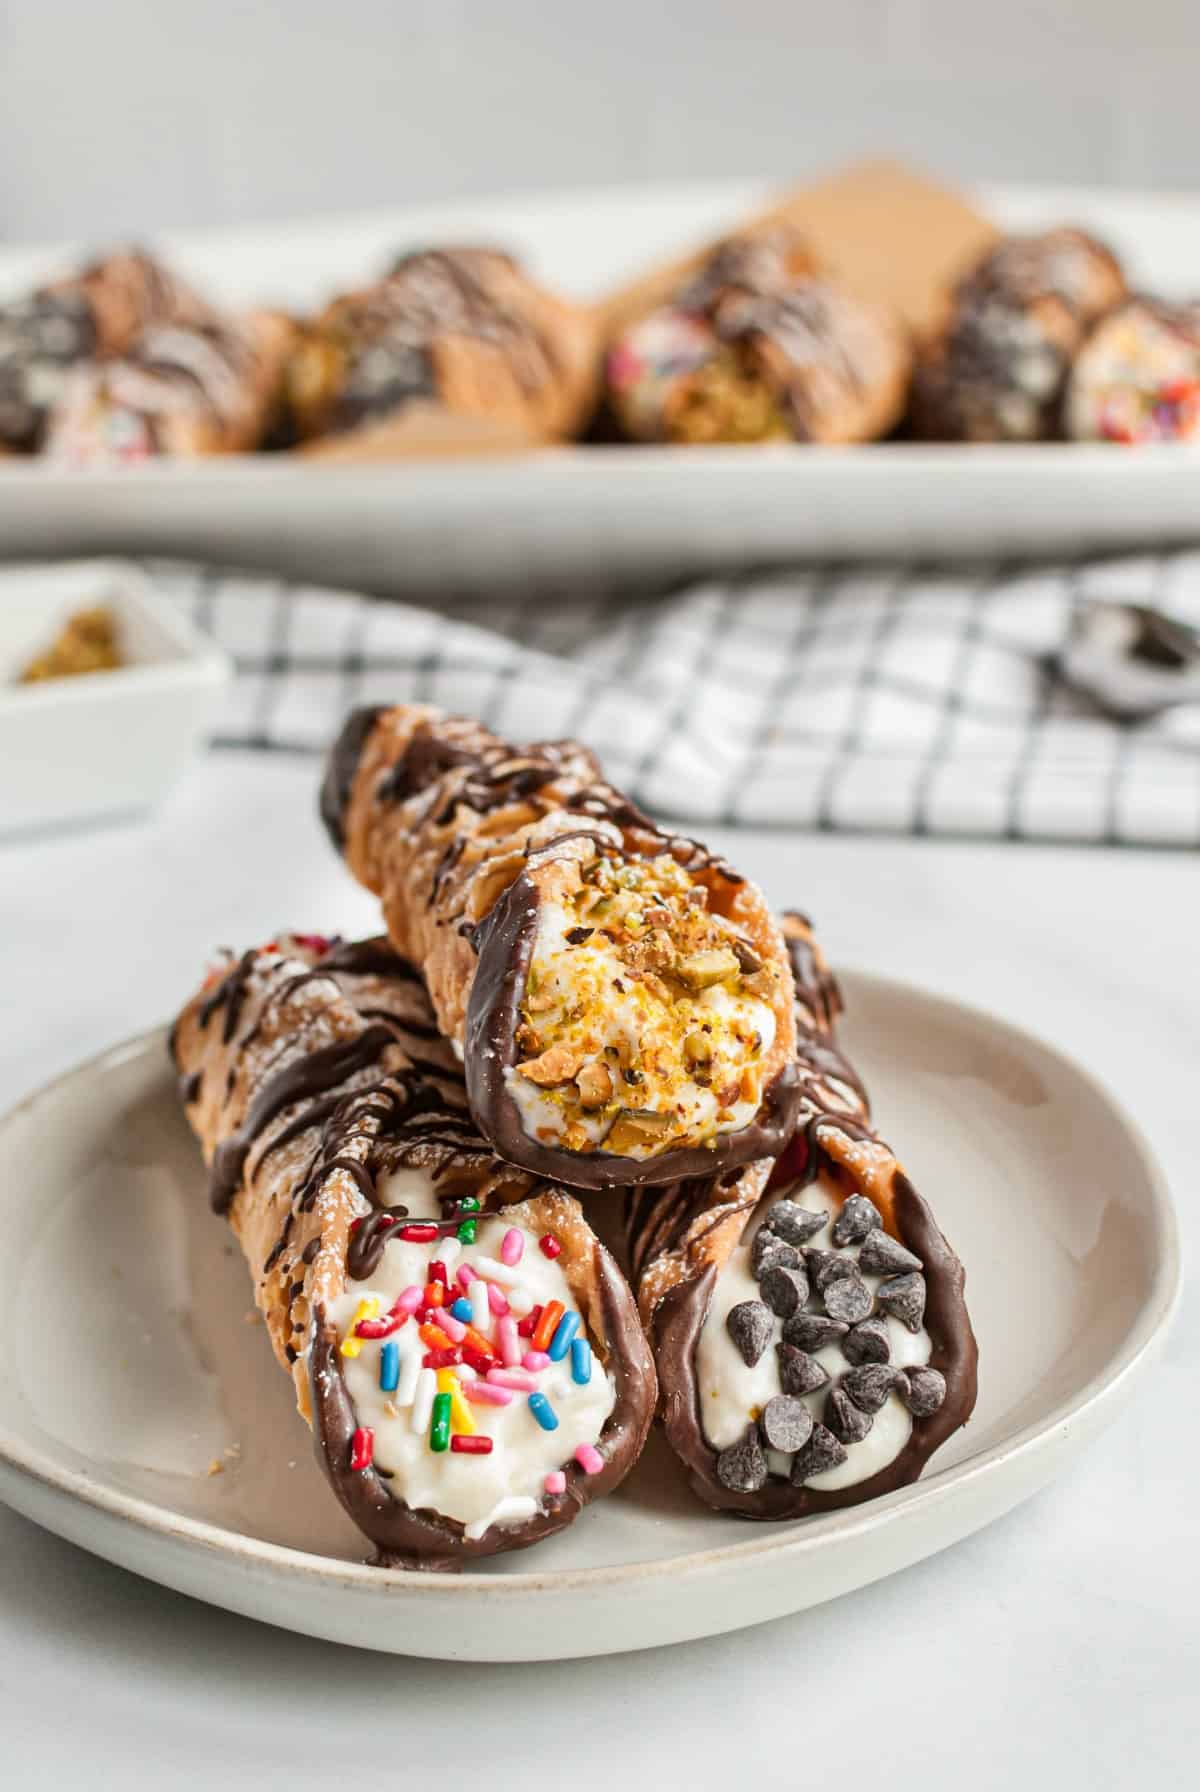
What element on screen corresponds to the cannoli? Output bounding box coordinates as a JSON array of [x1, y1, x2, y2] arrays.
[[0, 247, 212, 452], [288, 247, 599, 452], [321, 706, 802, 1190], [171, 933, 655, 1568], [1065, 298, 1200, 443], [604, 231, 911, 445], [627, 912, 977, 1518], [910, 227, 1126, 441], [44, 312, 294, 462]]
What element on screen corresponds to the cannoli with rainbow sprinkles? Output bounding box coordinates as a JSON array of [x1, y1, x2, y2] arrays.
[[321, 705, 803, 1190], [1065, 298, 1200, 443], [171, 934, 654, 1568], [626, 913, 978, 1518], [45, 311, 294, 463], [0, 247, 213, 453]]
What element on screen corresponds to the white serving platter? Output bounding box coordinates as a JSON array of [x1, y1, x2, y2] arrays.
[[0, 971, 1178, 1661], [2, 180, 1200, 592]]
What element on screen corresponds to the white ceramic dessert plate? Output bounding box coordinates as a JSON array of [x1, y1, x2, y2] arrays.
[[2, 180, 1200, 590], [0, 971, 1178, 1661]]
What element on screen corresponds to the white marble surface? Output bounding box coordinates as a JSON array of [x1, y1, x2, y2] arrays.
[[0, 750, 1194, 1789]]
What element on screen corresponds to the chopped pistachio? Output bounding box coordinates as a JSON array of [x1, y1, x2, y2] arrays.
[[575, 1060, 614, 1108], [676, 948, 740, 990]]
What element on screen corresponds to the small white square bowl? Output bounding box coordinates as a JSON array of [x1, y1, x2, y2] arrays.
[[0, 560, 231, 835]]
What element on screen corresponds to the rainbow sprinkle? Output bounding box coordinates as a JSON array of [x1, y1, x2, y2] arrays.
[[570, 1337, 592, 1385], [430, 1391, 452, 1452], [340, 1296, 382, 1358], [528, 1392, 559, 1432], [341, 1215, 608, 1501], [548, 1310, 581, 1362]]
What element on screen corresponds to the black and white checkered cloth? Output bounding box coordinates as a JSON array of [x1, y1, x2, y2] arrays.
[[156, 553, 1200, 848]]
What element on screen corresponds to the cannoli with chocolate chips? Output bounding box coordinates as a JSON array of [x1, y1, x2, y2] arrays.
[[288, 247, 599, 452], [171, 935, 654, 1569], [321, 705, 803, 1190], [627, 913, 977, 1518], [910, 227, 1126, 442]]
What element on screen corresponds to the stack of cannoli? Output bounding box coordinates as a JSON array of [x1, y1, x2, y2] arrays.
[[0, 245, 291, 461], [173, 705, 977, 1569]]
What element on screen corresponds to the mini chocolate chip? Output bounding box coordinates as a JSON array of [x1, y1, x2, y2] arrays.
[[842, 1313, 891, 1366], [776, 1341, 830, 1396], [790, 1422, 849, 1484], [759, 1394, 814, 1454], [565, 926, 594, 945], [760, 1262, 810, 1319], [843, 1364, 911, 1415], [859, 1231, 923, 1276], [902, 1366, 947, 1417], [731, 938, 762, 975], [716, 1424, 768, 1492], [751, 1229, 800, 1278], [805, 1246, 852, 1291], [823, 1274, 873, 1324], [831, 1193, 882, 1247], [764, 1200, 827, 1247], [783, 1311, 848, 1352], [726, 1300, 774, 1366], [877, 1271, 926, 1333], [826, 1386, 873, 1444]]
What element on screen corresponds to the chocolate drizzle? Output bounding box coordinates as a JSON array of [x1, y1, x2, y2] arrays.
[[208, 1023, 397, 1216], [319, 704, 387, 851], [197, 948, 259, 1045]]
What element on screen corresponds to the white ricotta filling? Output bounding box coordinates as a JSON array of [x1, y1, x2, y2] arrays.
[[696, 1174, 931, 1491], [327, 1169, 616, 1539]]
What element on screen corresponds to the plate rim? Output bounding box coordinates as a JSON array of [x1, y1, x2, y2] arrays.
[[0, 969, 1181, 1599]]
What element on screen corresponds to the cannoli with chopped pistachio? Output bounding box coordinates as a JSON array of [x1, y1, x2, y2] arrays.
[[321, 705, 803, 1190]]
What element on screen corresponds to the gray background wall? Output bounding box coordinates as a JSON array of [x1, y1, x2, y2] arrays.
[[1, 0, 1197, 242]]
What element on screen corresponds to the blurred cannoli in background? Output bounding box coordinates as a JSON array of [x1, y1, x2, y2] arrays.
[[0, 247, 213, 453], [287, 246, 600, 456]]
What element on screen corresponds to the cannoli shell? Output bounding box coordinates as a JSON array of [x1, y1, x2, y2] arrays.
[[626, 911, 977, 1518], [171, 939, 655, 1567], [323, 705, 803, 1190]]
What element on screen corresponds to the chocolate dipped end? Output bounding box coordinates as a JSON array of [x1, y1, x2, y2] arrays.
[[653, 1173, 978, 1519], [320, 704, 387, 852], [310, 1241, 656, 1569], [465, 870, 805, 1193]]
